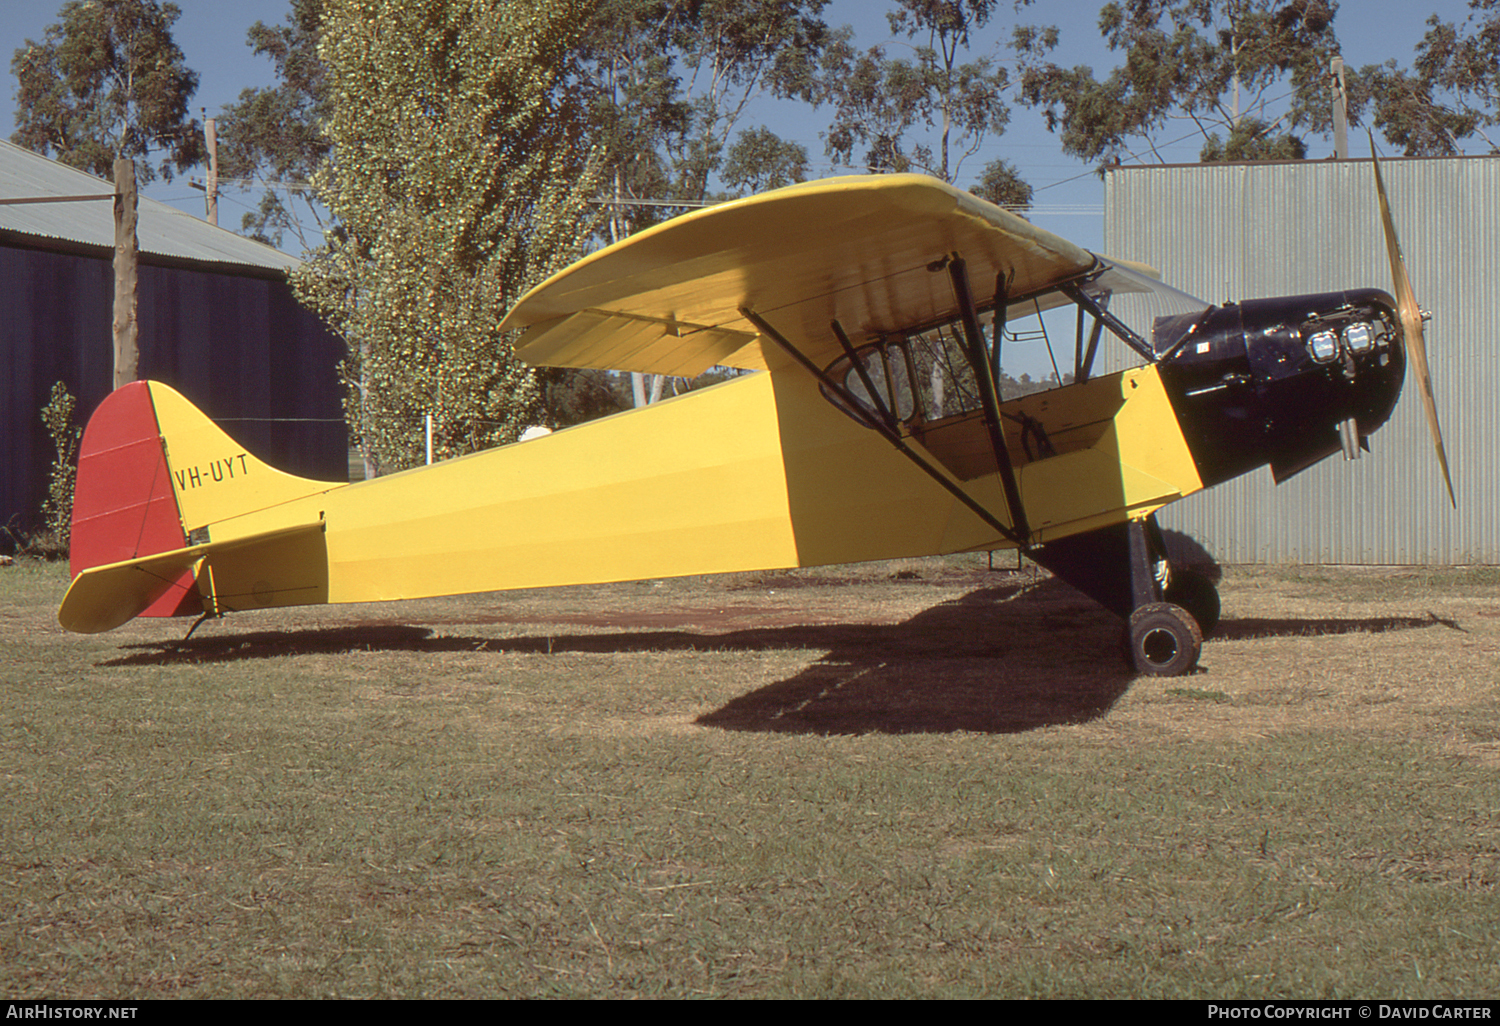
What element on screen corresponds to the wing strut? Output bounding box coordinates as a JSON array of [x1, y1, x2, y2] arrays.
[[739, 306, 1026, 549], [1073, 302, 1106, 384], [948, 257, 1031, 543]]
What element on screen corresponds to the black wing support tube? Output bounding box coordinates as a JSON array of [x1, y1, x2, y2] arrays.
[[1060, 281, 1156, 364], [947, 257, 1032, 544], [739, 305, 1026, 549]]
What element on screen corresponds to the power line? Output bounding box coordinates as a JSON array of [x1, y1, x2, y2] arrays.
[[587, 196, 719, 209]]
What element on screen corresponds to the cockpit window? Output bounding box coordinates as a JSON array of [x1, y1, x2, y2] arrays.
[[818, 260, 1215, 434], [826, 327, 979, 427]]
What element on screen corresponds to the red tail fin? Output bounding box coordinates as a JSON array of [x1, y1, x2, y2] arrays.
[[69, 382, 199, 617]]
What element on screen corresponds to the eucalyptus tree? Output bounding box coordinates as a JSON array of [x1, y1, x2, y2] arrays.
[[1013, 0, 1348, 166], [580, 0, 832, 407], [9, 0, 204, 182], [1357, 0, 1498, 155], [214, 0, 330, 249], [665, 0, 830, 200], [817, 0, 1034, 209], [582, 0, 831, 236]]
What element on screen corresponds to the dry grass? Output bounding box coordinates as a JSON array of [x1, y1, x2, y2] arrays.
[[2, 555, 1497, 998]]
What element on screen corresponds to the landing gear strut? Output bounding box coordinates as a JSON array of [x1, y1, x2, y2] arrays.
[[1029, 514, 1218, 676], [1122, 516, 1203, 675]]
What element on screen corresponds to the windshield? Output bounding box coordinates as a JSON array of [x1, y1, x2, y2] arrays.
[[1076, 263, 1213, 355]]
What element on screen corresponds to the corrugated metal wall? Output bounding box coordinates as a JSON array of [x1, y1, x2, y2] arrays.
[[1104, 156, 1500, 564]]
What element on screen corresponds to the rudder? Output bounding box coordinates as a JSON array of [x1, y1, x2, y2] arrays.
[[69, 382, 197, 616], [68, 381, 342, 620]]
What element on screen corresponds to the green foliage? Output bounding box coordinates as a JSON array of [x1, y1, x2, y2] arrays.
[[537, 367, 748, 426], [1354, 62, 1480, 158], [970, 156, 1033, 208], [215, 0, 331, 249], [1199, 116, 1309, 161], [8, 0, 204, 183], [1014, 0, 1343, 166], [721, 124, 811, 194], [819, 0, 1031, 197], [583, 1, 688, 239], [1353, 3, 1499, 156], [662, 0, 828, 200], [537, 368, 633, 429], [578, 1, 833, 411], [583, 0, 830, 238], [292, 0, 604, 477], [38, 381, 79, 555]]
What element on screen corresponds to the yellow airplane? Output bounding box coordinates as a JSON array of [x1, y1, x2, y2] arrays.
[[58, 168, 1448, 676]]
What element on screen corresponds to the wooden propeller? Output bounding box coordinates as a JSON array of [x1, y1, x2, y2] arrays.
[[1371, 141, 1456, 508]]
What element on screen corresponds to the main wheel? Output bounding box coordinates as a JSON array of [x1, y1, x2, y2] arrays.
[[1125, 602, 1203, 676], [1164, 569, 1220, 637]]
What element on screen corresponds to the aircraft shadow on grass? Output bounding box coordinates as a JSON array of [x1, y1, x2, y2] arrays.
[[1214, 612, 1464, 641], [99, 577, 1457, 737]]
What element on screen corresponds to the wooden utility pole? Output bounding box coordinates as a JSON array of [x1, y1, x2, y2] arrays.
[[113, 157, 139, 389], [1332, 57, 1349, 159], [204, 117, 219, 225]]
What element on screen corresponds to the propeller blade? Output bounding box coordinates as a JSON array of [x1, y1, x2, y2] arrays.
[[1371, 142, 1456, 508]]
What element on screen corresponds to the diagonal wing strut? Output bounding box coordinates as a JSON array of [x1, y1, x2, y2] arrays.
[[740, 290, 1032, 550]]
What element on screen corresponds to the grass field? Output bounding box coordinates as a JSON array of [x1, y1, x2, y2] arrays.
[[3, 555, 1498, 998]]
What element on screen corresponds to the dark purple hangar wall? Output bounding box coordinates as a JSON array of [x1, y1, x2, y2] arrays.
[[1, 140, 346, 539]]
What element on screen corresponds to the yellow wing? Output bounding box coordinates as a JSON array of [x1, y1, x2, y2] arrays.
[[499, 174, 1096, 376]]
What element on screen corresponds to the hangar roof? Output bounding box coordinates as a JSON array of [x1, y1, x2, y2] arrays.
[[0, 139, 298, 277]]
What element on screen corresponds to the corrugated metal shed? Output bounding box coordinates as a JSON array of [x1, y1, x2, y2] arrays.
[[1104, 156, 1499, 564], [0, 139, 296, 274]]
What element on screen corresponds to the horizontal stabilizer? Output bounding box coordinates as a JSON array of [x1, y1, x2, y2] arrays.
[[58, 521, 327, 634], [58, 547, 207, 635]]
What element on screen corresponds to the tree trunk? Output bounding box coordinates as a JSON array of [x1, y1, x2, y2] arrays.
[[112, 157, 139, 390]]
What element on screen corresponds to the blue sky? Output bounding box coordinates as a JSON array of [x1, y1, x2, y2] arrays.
[[0, 0, 1481, 255]]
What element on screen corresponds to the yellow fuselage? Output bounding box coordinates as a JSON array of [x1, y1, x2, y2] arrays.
[[59, 355, 1202, 633]]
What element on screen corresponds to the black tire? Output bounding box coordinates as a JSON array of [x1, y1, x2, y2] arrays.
[[1125, 602, 1203, 676], [1164, 568, 1220, 637]]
